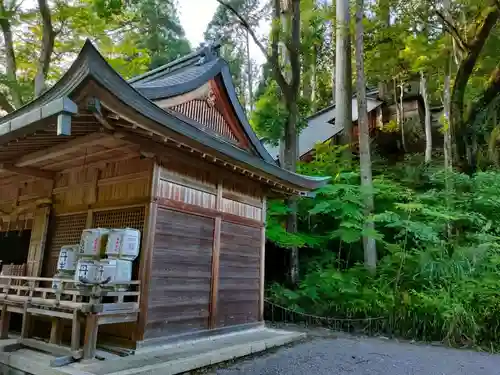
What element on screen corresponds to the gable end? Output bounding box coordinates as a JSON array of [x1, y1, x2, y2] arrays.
[[170, 99, 239, 143]]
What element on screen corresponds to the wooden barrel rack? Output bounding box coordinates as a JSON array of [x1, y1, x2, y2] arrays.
[[0, 275, 140, 367]]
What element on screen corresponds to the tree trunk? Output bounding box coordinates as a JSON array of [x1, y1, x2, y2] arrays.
[[0, 0, 22, 109], [399, 80, 406, 152], [302, 49, 312, 101], [443, 24, 453, 239], [421, 71, 432, 163], [393, 79, 406, 152], [311, 45, 318, 112], [0, 92, 14, 114], [302, 69, 312, 102], [442, 0, 453, 171], [444, 54, 453, 170], [281, 0, 301, 285], [336, 0, 352, 158], [245, 30, 254, 112], [284, 88, 299, 285], [355, 0, 376, 272], [215, 0, 302, 284], [329, 1, 336, 103], [450, 2, 500, 173], [34, 0, 55, 97]]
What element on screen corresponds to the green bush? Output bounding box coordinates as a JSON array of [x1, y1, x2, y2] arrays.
[[267, 147, 500, 350]]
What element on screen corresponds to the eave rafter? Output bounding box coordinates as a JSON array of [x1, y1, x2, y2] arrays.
[[87, 97, 115, 131], [0, 131, 121, 181], [114, 128, 299, 195], [14, 132, 107, 167]]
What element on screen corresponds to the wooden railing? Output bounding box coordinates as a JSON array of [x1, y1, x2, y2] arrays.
[[0, 276, 140, 366]]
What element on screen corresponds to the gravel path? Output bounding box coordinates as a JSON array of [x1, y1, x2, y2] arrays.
[[211, 336, 500, 375]]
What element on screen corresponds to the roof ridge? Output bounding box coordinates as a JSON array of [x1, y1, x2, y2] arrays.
[[129, 42, 221, 84]]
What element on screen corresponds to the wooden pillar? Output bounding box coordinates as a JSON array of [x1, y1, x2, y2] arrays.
[[83, 314, 98, 360], [20, 303, 31, 339], [49, 318, 63, 345], [209, 182, 223, 329], [26, 207, 50, 339], [26, 206, 51, 277], [71, 310, 81, 352], [259, 196, 267, 321], [135, 162, 160, 341], [0, 304, 10, 339]]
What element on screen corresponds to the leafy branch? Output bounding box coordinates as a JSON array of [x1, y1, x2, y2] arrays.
[[215, 0, 295, 102]]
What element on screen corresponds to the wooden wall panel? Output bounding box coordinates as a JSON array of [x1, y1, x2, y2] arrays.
[[217, 221, 261, 327], [222, 198, 261, 220], [52, 157, 152, 212], [145, 208, 214, 339], [158, 180, 216, 209], [159, 166, 217, 192]]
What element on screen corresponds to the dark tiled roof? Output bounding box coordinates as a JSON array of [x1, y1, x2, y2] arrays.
[[129, 43, 220, 84], [132, 59, 222, 100]]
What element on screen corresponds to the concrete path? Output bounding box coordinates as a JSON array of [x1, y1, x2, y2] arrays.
[[0, 328, 305, 375], [212, 336, 500, 375]]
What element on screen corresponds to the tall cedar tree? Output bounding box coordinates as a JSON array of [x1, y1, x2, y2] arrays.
[[216, 0, 302, 283]]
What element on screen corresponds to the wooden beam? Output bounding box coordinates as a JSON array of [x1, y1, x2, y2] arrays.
[[49, 318, 63, 345], [209, 182, 223, 329], [15, 132, 107, 167], [0, 304, 10, 339], [136, 163, 160, 342], [0, 163, 55, 180], [259, 196, 267, 321], [44, 144, 135, 170], [88, 97, 114, 131], [92, 111, 115, 131], [83, 314, 98, 360], [71, 310, 81, 352]]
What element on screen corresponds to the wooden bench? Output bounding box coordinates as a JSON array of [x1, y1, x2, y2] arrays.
[[0, 276, 140, 366]]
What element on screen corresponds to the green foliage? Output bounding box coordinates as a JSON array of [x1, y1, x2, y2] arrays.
[[0, 0, 191, 109], [133, 0, 191, 69], [251, 80, 310, 143], [204, 0, 261, 108], [267, 147, 500, 349]]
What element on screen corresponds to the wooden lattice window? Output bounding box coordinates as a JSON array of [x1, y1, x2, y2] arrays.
[[43, 213, 87, 277], [92, 206, 145, 280], [91, 207, 145, 232]]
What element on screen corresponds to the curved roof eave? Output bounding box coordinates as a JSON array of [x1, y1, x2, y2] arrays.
[[133, 57, 277, 164], [0, 40, 329, 192], [133, 59, 224, 100], [219, 64, 277, 165]]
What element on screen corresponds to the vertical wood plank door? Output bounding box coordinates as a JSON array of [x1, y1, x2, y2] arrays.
[[217, 221, 261, 327], [145, 208, 214, 339]]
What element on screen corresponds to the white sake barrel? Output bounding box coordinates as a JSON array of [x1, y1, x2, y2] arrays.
[[99, 259, 132, 284], [74, 259, 102, 285], [105, 228, 141, 261], [57, 245, 79, 274], [79, 228, 109, 259]]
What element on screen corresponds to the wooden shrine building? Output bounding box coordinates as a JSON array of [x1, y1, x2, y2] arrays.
[[0, 41, 327, 357]]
